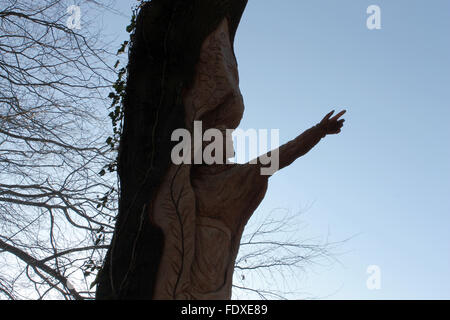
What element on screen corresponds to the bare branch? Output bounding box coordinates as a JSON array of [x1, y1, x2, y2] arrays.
[[0, 238, 83, 300]]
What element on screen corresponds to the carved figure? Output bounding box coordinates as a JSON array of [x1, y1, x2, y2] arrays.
[[96, 0, 345, 300], [152, 18, 345, 299]]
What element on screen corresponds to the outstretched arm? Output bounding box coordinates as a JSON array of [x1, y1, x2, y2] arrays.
[[278, 110, 345, 170], [256, 110, 346, 175]]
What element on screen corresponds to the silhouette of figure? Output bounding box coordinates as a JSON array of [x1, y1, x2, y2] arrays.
[[151, 18, 345, 300]]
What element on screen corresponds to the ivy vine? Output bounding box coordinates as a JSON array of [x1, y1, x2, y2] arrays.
[[100, 1, 145, 177]]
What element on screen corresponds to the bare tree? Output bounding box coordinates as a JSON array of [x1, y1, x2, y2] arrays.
[[0, 0, 118, 300]]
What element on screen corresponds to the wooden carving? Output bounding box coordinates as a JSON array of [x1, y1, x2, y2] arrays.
[[96, 0, 345, 300]]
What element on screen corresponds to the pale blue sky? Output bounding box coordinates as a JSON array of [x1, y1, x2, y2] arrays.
[[102, 0, 450, 299]]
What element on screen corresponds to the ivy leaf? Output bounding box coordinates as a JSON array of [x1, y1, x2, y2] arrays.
[[117, 41, 129, 54]]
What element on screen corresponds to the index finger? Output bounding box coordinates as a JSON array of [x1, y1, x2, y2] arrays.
[[330, 110, 346, 121]]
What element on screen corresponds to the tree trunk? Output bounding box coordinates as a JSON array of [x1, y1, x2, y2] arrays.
[[96, 0, 247, 300]]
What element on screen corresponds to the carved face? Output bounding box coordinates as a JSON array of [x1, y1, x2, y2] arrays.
[[183, 18, 244, 165], [183, 20, 243, 134]]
